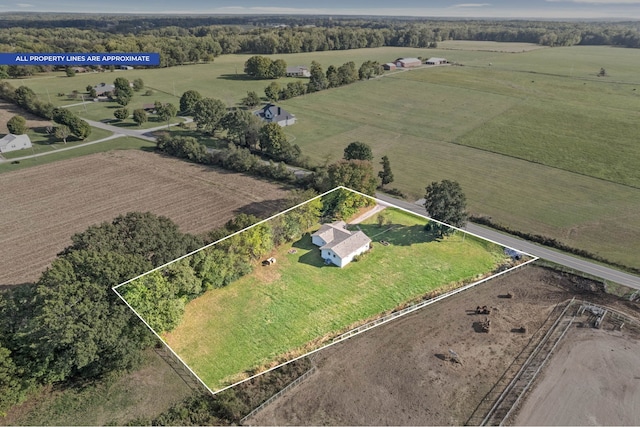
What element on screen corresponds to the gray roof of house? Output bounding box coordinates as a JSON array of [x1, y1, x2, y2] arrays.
[[322, 230, 371, 259], [93, 83, 115, 94], [254, 103, 294, 123], [312, 221, 349, 243]]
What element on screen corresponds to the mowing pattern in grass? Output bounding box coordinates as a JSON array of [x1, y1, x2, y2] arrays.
[[162, 208, 506, 390]]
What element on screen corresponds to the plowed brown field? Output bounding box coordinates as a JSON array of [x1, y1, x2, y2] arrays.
[[0, 150, 290, 286]]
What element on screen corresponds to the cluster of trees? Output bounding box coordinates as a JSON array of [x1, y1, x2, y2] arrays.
[[1, 17, 639, 76], [122, 191, 322, 332], [304, 141, 394, 197], [178, 89, 304, 165], [155, 133, 295, 182], [0, 212, 203, 414], [51, 108, 91, 140], [0, 81, 90, 141], [244, 55, 287, 79], [0, 82, 54, 120], [264, 59, 382, 102]]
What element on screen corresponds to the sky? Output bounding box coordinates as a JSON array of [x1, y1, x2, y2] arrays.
[[1, 0, 640, 20]]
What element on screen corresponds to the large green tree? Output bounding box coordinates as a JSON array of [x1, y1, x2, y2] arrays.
[[308, 61, 328, 92], [327, 160, 379, 195], [179, 90, 202, 115], [343, 141, 373, 161], [132, 108, 147, 126], [6, 115, 27, 135], [242, 91, 261, 108], [222, 109, 262, 149], [114, 107, 129, 121], [244, 56, 286, 79], [157, 103, 178, 128], [424, 179, 468, 231], [54, 125, 71, 144], [378, 155, 394, 188], [113, 77, 133, 106], [193, 97, 227, 135]]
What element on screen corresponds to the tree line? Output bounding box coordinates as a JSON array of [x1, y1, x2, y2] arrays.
[[0, 80, 91, 141], [263, 59, 383, 102], [1, 17, 639, 77]]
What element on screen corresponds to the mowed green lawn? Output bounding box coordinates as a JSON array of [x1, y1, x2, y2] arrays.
[[162, 208, 506, 390]]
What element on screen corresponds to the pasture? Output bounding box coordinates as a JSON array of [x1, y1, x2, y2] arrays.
[[0, 150, 291, 286], [13, 43, 640, 268], [160, 207, 507, 391], [278, 46, 640, 268]]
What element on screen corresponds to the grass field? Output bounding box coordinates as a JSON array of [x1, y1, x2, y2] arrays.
[[12, 43, 640, 268], [275, 46, 640, 268], [160, 207, 506, 390]]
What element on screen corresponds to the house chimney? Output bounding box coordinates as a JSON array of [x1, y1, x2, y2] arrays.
[[278, 107, 281, 115]]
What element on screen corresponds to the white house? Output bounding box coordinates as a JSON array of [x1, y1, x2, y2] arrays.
[[254, 103, 296, 127], [311, 221, 372, 268], [0, 134, 32, 153], [286, 65, 310, 77]]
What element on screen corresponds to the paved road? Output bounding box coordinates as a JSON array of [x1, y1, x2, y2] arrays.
[[374, 192, 640, 290], [83, 118, 191, 142]]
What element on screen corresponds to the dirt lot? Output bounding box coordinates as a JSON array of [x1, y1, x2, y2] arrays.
[[513, 326, 640, 426], [0, 100, 52, 134], [0, 150, 290, 286], [248, 265, 640, 426]]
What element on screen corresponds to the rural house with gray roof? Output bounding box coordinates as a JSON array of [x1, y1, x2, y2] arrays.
[[254, 103, 296, 127], [311, 221, 372, 268]]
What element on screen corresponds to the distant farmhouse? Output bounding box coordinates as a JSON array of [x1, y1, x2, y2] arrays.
[[0, 134, 32, 153], [311, 221, 372, 268], [93, 82, 115, 96], [426, 57, 448, 65], [286, 65, 310, 77], [254, 103, 296, 127], [395, 57, 422, 68]]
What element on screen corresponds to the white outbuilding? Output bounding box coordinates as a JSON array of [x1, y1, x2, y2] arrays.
[[0, 134, 32, 153]]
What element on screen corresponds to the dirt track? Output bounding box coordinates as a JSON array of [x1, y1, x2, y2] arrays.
[[513, 326, 640, 426], [249, 265, 577, 425], [0, 150, 290, 286]]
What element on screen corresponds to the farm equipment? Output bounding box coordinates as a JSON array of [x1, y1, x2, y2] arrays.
[[476, 305, 491, 315], [479, 317, 491, 333]]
